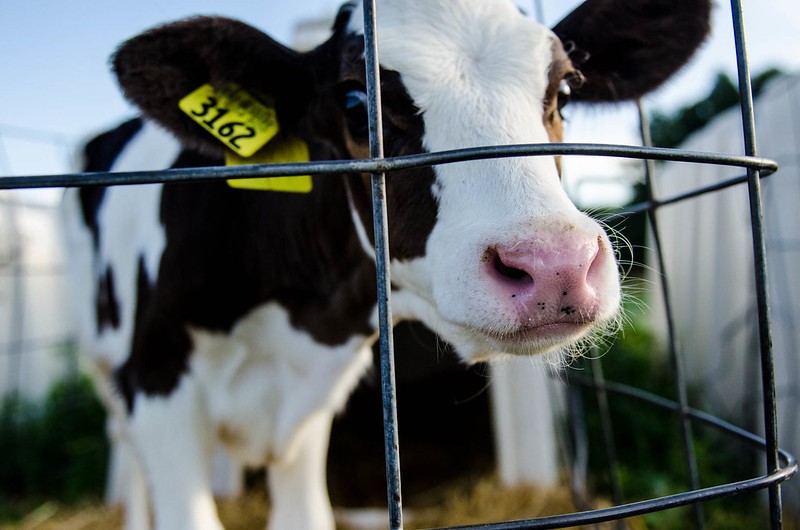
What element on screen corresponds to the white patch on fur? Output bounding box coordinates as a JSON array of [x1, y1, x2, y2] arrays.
[[64, 122, 180, 368], [64, 123, 185, 528], [344, 180, 376, 260], [186, 303, 373, 530], [130, 373, 223, 530], [189, 303, 373, 465], [268, 411, 336, 530], [62, 191, 101, 359]]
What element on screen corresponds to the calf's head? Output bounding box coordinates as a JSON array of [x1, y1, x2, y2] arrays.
[[112, 0, 710, 361]]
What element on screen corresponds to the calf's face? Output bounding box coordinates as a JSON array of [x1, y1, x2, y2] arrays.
[[111, 0, 710, 361], [339, 1, 620, 360]]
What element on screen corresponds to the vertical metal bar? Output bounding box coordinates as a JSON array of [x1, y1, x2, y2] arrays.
[[730, 1, 782, 527], [589, 354, 628, 530], [637, 100, 704, 529], [566, 371, 591, 510], [361, 1, 404, 529], [589, 355, 623, 506]]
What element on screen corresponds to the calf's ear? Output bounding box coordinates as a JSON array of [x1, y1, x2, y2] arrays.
[[553, 0, 712, 103], [112, 16, 319, 156]]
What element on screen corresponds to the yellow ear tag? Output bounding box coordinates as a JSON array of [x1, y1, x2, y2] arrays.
[[179, 83, 279, 157], [225, 135, 313, 193]]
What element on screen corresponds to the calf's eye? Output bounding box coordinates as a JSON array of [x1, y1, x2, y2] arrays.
[[557, 79, 572, 111], [558, 70, 584, 111], [342, 89, 370, 138]]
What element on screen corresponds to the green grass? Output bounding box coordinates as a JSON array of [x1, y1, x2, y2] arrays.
[[0, 376, 108, 522]]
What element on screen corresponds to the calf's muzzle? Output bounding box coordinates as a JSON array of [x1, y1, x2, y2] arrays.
[[485, 230, 613, 328]]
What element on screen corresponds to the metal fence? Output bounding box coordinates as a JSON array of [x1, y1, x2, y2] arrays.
[[0, 0, 797, 528]]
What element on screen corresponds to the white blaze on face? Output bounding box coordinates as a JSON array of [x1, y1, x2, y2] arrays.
[[351, 0, 621, 359]]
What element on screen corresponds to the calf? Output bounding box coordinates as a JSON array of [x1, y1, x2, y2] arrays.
[[63, 0, 710, 528]]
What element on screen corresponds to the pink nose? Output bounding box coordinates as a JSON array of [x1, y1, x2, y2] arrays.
[[485, 234, 609, 323]]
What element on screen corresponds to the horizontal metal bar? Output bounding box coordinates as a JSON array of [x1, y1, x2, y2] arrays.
[[430, 463, 796, 530], [604, 169, 777, 220], [0, 143, 778, 190], [567, 373, 795, 462]]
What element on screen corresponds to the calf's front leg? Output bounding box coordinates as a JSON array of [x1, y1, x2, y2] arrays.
[[267, 410, 336, 530], [129, 373, 223, 530]]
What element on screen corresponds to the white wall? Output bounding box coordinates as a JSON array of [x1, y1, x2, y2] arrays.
[[0, 193, 72, 401], [649, 74, 800, 503]]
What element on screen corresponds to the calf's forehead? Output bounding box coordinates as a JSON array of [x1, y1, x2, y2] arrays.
[[347, 0, 558, 131]]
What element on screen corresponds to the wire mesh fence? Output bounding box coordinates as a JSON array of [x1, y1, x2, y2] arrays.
[[0, 0, 797, 528]]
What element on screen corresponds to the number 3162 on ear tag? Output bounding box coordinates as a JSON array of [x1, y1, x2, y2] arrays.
[[179, 83, 279, 158]]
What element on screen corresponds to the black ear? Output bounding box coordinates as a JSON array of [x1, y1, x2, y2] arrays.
[[553, 0, 712, 103], [112, 16, 322, 156]]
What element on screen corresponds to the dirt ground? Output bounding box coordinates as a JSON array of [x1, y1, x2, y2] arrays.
[[0, 476, 630, 530]]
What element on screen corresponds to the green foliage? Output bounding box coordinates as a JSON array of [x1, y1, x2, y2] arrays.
[[650, 68, 784, 148], [575, 324, 767, 529], [0, 376, 108, 521]]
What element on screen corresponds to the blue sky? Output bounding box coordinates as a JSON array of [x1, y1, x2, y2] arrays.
[[1, 0, 798, 203]]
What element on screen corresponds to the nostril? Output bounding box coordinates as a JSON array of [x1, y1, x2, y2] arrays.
[[492, 252, 533, 284], [585, 235, 605, 286]]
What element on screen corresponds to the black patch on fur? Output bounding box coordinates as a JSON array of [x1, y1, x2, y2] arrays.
[[115, 148, 377, 411], [553, 0, 712, 102], [79, 118, 143, 248], [332, 45, 440, 261], [133, 255, 154, 338], [96, 265, 121, 333]]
